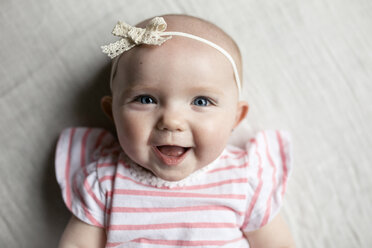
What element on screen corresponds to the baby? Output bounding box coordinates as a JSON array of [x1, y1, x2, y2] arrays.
[[56, 14, 295, 247]]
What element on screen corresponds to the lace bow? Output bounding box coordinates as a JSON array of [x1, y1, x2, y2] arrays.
[[101, 17, 172, 58]]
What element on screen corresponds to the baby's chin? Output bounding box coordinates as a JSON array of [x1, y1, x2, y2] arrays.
[[144, 164, 202, 182], [150, 168, 194, 182]]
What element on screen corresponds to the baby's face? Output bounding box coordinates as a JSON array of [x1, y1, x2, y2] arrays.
[[110, 37, 247, 181]]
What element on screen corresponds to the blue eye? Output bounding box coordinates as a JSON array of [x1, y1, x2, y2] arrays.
[[193, 97, 210, 106], [136, 95, 156, 104]]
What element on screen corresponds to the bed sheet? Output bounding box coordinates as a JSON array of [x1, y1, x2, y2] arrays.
[[1, 0, 371, 247]]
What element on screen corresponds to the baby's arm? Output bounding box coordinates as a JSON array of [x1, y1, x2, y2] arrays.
[[59, 216, 106, 248], [244, 213, 295, 248]]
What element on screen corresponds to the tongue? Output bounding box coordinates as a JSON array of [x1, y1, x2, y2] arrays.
[[158, 146, 186, 157]]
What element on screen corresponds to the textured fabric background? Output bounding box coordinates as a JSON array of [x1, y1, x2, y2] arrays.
[[0, 0, 371, 247]]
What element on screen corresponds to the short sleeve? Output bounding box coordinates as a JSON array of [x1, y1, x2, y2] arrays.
[[241, 130, 292, 232], [55, 127, 117, 228]]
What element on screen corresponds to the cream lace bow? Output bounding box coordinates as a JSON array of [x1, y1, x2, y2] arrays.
[[101, 17, 172, 58]]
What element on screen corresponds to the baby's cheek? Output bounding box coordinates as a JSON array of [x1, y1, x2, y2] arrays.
[[193, 124, 230, 162], [114, 117, 140, 151]]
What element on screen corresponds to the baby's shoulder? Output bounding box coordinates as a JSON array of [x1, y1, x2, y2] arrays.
[[226, 129, 291, 160], [221, 130, 292, 181], [55, 127, 121, 227], [55, 127, 121, 192], [227, 130, 292, 232]]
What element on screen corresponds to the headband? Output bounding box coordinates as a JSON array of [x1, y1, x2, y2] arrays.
[[101, 17, 241, 95]]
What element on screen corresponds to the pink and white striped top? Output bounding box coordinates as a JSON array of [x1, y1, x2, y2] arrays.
[[55, 127, 292, 248]]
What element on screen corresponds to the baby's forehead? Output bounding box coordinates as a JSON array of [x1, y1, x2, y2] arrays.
[[117, 41, 234, 84]]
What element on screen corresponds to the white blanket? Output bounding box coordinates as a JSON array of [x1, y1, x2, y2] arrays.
[[1, 0, 371, 247]]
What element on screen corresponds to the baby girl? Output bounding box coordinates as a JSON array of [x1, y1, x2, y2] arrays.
[[56, 14, 295, 247]]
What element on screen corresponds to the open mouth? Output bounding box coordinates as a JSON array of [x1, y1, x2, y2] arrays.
[[153, 145, 190, 166]]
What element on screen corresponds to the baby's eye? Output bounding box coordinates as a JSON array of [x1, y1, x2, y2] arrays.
[[192, 96, 211, 106], [135, 95, 157, 104]]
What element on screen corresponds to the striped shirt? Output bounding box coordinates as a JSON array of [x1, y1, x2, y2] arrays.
[[55, 127, 291, 247]]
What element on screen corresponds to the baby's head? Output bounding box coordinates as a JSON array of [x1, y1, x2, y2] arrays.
[[101, 14, 249, 181]]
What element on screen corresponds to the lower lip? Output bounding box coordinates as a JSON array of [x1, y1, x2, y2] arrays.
[[152, 147, 189, 166]]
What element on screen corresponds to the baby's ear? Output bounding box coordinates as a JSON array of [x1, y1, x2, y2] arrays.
[[101, 96, 113, 121], [234, 101, 249, 128]]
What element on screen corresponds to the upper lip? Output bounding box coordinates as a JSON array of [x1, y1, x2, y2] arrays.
[[152, 142, 192, 148], [151, 133, 191, 147], [156, 144, 189, 148]]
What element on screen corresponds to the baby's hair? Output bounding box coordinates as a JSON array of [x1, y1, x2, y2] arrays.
[[109, 14, 243, 92]]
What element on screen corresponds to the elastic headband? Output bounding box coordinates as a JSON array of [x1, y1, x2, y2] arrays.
[[101, 17, 241, 95]]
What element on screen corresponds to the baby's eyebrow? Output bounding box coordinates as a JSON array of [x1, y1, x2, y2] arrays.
[[119, 84, 159, 97], [188, 86, 225, 96]]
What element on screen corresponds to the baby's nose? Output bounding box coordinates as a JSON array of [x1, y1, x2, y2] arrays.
[[156, 108, 187, 132]]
